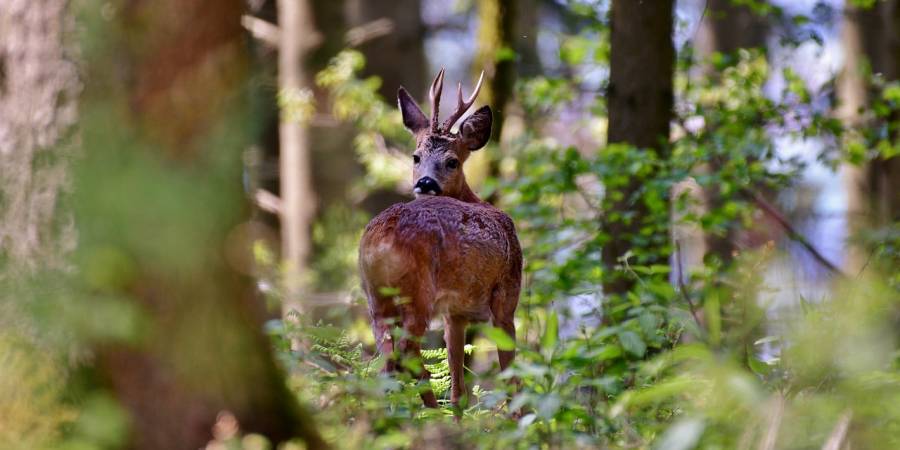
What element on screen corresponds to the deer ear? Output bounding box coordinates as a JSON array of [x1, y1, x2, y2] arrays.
[[398, 87, 428, 134], [459, 105, 492, 150]]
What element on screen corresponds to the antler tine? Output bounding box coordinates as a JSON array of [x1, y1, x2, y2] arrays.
[[429, 68, 445, 133], [442, 70, 485, 132]]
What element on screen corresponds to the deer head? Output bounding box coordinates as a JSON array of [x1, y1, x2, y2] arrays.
[[397, 69, 492, 201]]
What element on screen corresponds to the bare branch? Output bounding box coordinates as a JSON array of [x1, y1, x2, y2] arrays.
[[675, 240, 705, 333], [254, 189, 282, 215], [757, 393, 785, 450], [821, 411, 852, 450], [241, 15, 280, 48], [345, 18, 394, 47], [741, 188, 848, 278]]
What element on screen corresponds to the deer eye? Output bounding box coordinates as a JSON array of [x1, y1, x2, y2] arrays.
[[413, 154, 421, 164], [446, 158, 459, 169]]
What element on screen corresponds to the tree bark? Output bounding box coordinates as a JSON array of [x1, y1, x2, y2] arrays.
[[875, 0, 900, 225], [696, 0, 768, 57], [838, 1, 899, 274], [0, 0, 79, 275], [475, 0, 517, 144], [278, 0, 318, 311], [469, 0, 517, 201], [81, 0, 328, 448], [602, 0, 675, 295], [837, 3, 880, 273]]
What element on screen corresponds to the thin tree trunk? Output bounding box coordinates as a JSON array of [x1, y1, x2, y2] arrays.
[[838, 0, 899, 274], [875, 0, 900, 225], [837, 3, 880, 273], [602, 0, 675, 295], [0, 0, 79, 275], [279, 0, 318, 311], [696, 0, 768, 58], [475, 0, 517, 144]]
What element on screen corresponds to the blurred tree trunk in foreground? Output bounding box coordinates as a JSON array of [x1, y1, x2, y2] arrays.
[[602, 0, 675, 295], [0, 0, 79, 274], [76, 0, 327, 448], [838, 1, 900, 274]]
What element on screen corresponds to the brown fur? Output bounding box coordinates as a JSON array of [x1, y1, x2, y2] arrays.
[[359, 72, 522, 409]]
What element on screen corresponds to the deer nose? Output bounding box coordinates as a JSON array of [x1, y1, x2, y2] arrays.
[[413, 177, 442, 196]]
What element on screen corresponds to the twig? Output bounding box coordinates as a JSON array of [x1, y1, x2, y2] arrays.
[[821, 410, 852, 450], [674, 240, 704, 332], [254, 189, 282, 215], [241, 15, 280, 48], [757, 392, 785, 450], [856, 247, 877, 279], [373, 133, 409, 160], [741, 188, 847, 278], [345, 18, 394, 47]]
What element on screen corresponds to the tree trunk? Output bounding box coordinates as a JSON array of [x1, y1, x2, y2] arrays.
[[838, 0, 899, 274], [875, 0, 900, 225], [475, 0, 517, 144], [346, 0, 427, 100], [602, 0, 675, 295], [695, 0, 768, 57], [695, 0, 769, 265], [837, 3, 881, 273], [278, 0, 318, 311], [0, 0, 79, 275], [470, 0, 517, 200], [80, 0, 328, 447]]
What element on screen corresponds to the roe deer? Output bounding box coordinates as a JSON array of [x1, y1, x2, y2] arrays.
[[359, 69, 522, 410]]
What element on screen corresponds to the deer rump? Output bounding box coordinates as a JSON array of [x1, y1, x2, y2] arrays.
[[360, 196, 521, 324]]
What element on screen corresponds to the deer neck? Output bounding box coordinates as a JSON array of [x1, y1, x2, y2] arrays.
[[453, 178, 482, 204]]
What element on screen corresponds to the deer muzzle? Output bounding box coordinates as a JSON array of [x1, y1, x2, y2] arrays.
[[413, 176, 442, 196]]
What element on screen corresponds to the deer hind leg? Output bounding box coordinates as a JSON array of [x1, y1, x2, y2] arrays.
[[368, 287, 401, 373], [444, 315, 468, 414], [398, 296, 439, 408], [371, 315, 396, 373], [491, 283, 522, 418], [490, 286, 517, 372]]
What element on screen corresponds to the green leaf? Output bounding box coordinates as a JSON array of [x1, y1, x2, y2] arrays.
[[747, 350, 772, 377], [483, 327, 516, 351], [618, 331, 647, 358], [592, 344, 623, 361], [655, 417, 705, 450], [541, 311, 559, 354]]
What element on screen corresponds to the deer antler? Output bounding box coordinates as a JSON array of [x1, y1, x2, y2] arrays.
[[429, 68, 445, 133], [442, 70, 484, 133]]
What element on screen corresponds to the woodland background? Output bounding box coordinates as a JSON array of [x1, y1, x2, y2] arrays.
[[0, 0, 898, 449]]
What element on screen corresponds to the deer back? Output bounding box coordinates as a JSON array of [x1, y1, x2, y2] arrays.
[[359, 196, 521, 320]]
